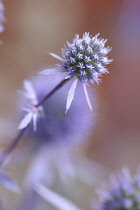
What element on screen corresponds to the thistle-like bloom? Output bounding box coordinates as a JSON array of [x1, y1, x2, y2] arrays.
[[18, 80, 44, 131], [40, 32, 112, 112], [94, 168, 140, 210], [0, 0, 5, 33], [0, 170, 19, 192]]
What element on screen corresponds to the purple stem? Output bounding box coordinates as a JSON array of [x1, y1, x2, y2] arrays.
[[0, 127, 27, 166], [0, 77, 70, 166], [35, 77, 70, 107]]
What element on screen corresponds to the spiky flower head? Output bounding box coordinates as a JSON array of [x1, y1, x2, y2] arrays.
[[94, 168, 140, 210], [50, 32, 112, 84], [40, 32, 112, 112], [60, 32, 112, 84]]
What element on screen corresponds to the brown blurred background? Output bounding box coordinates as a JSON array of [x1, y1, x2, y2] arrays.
[[0, 0, 140, 208]]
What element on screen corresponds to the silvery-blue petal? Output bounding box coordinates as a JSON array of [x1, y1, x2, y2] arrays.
[[65, 74, 72, 79], [32, 114, 37, 131], [65, 77, 78, 113], [23, 80, 36, 100], [18, 112, 32, 130], [49, 53, 64, 61], [83, 84, 92, 111], [34, 183, 80, 210], [0, 170, 20, 192], [39, 68, 63, 75]]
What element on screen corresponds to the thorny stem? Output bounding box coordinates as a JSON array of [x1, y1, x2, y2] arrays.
[[35, 77, 70, 107], [0, 127, 28, 166], [0, 77, 71, 166]]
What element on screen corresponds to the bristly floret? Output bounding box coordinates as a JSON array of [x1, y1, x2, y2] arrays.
[[61, 32, 112, 84], [40, 32, 112, 113], [94, 168, 140, 210]]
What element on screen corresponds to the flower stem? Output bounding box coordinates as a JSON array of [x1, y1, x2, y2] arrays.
[[35, 77, 70, 107], [0, 77, 70, 166], [0, 127, 27, 166]]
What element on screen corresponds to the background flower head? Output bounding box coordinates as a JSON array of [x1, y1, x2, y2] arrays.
[[19, 74, 96, 147], [17, 74, 99, 210], [94, 168, 140, 210]]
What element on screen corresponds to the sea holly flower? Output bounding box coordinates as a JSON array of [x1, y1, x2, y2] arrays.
[[18, 80, 44, 131], [94, 168, 140, 210], [40, 32, 112, 112]]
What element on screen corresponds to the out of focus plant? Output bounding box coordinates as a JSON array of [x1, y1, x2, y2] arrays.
[[0, 32, 112, 210], [93, 168, 140, 210]]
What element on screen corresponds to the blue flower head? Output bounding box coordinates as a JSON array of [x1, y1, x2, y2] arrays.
[[61, 32, 112, 84], [40, 32, 112, 112], [94, 168, 140, 210]]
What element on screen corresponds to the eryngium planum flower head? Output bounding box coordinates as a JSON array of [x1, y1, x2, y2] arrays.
[[40, 32, 112, 112], [94, 168, 140, 210], [20, 74, 95, 146], [52, 32, 112, 84]]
